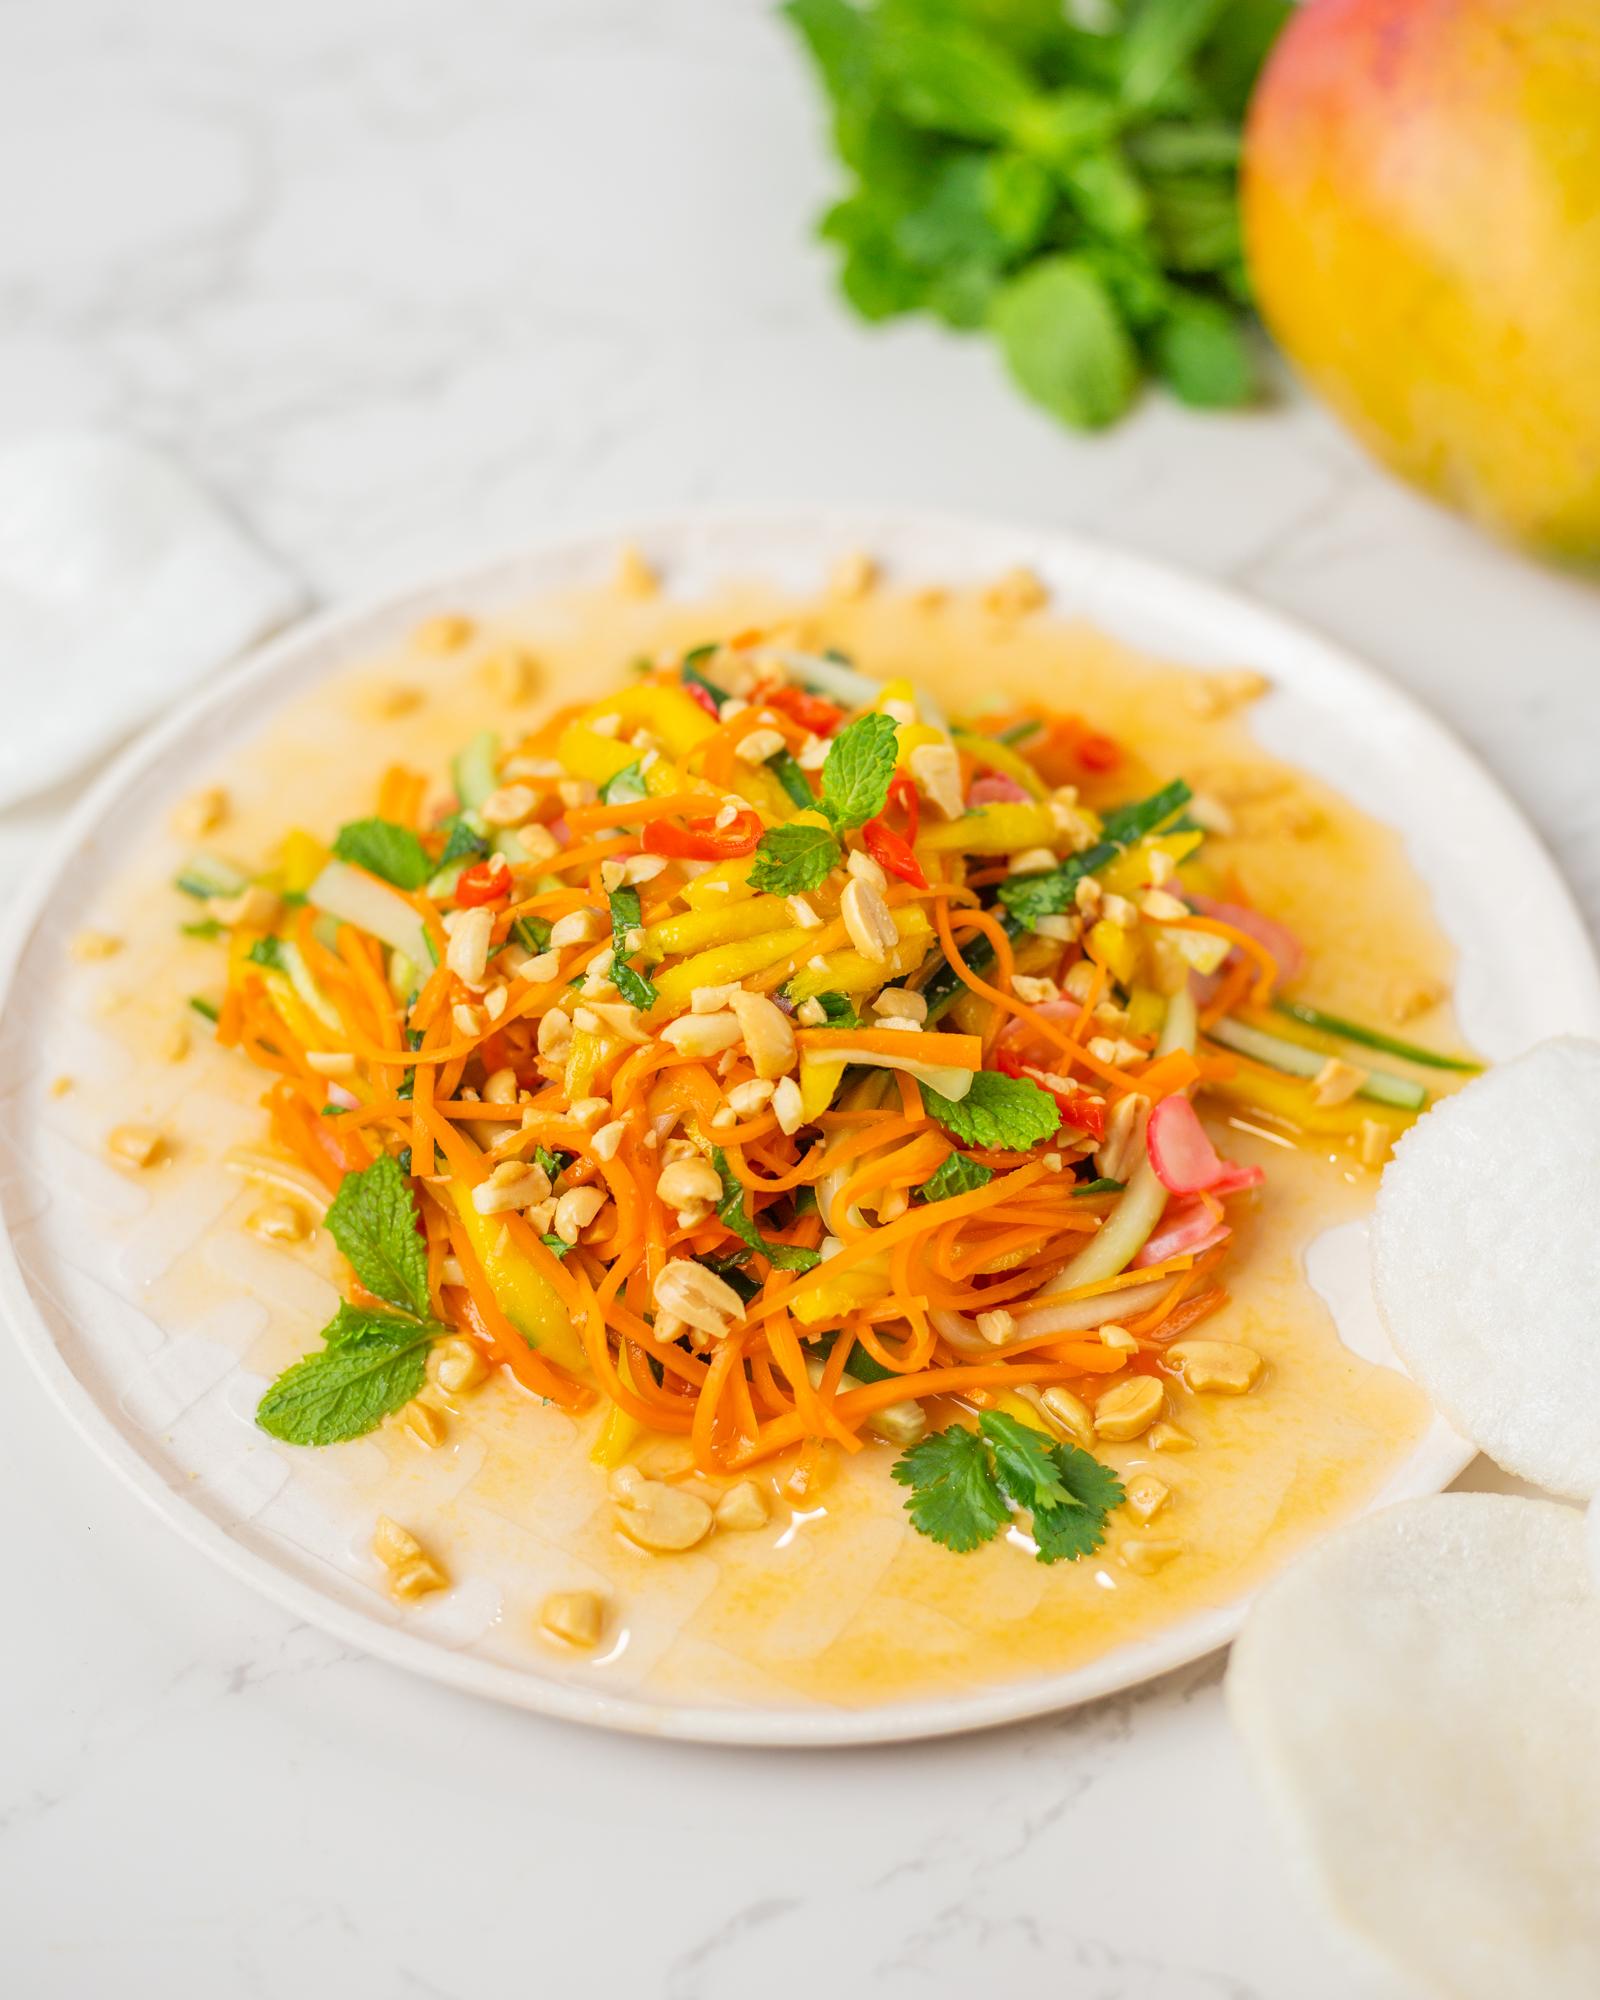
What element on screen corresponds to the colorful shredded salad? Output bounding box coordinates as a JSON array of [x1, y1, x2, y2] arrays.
[[177, 629, 1477, 1572]]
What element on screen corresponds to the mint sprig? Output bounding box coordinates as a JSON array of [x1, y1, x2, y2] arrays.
[[712, 1149, 822, 1273], [607, 885, 658, 1011], [325, 1153, 432, 1319], [749, 710, 901, 891], [256, 1302, 437, 1446]]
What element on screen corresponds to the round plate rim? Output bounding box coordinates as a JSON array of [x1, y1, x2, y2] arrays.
[[1, 504, 1590, 1746]]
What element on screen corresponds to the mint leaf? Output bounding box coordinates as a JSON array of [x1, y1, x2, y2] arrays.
[[980, 1410, 1071, 1513], [1152, 293, 1256, 407], [247, 935, 288, 973], [920, 1071, 1060, 1150], [608, 885, 658, 1011], [820, 711, 900, 829], [438, 814, 489, 866], [920, 1150, 995, 1203], [891, 1425, 1009, 1553], [532, 1145, 567, 1181], [332, 817, 433, 891], [991, 256, 1140, 432], [256, 1303, 435, 1446], [324, 1155, 431, 1319], [712, 1150, 822, 1273], [540, 1234, 573, 1260], [875, 20, 1037, 143], [600, 760, 649, 805], [749, 820, 841, 895], [814, 990, 865, 1029], [1028, 1443, 1125, 1564]]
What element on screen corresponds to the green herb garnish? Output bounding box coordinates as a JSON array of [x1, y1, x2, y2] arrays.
[[919, 1070, 1061, 1150], [607, 885, 659, 1011], [891, 1410, 1124, 1563], [919, 1150, 995, 1202], [783, 0, 1287, 430], [331, 817, 433, 892], [749, 711, 900, 892], [712, 1149, 822, 1273]]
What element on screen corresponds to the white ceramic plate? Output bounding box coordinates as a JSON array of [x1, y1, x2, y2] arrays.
[[3, 510, 1597, 1745]]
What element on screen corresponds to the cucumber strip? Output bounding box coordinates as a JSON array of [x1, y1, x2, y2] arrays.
[[278, 939, 343, 1034], [1208, 1015, 1427, 1111], [1044, 988, 1198, 1293], [308, 859, 431, 970], [767, 749, 814, 811], [1272, 998, 1480, 1074], [451, 729, 500, 812], [174, 851, 250, 900], [805, 1355, 925, 1448]]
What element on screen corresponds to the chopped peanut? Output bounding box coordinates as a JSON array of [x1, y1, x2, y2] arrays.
[[715, 1481, 769, 1532], [609, 1465, 714, 1552], [413, 613, 474, 654], [1040, 1387, 1094, 1448], [71, 929, 122, 962], [172, 785, 229, 838], [653, 1258, 745, 1341], [1124, 1474, 1170, 1522], [1093, 1375, 1164, 1441], [729, 989, 796, 1081], [1166, 1340, 1263, 1395], [840, 877, 897, 963], [107, 1124, 164, 1169], [540, 1589, 607, 1648]]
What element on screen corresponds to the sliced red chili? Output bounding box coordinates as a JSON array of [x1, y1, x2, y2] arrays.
[[1075, 730, 1122, 774], [455, 857, 513, 906], [886, 769, 921, 846], [641, 807, 762, 861], [862, 816, 927, 890], [761, 684, 846, 738]]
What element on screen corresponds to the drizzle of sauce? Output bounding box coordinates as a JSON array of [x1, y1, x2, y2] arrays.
[[75, 577, 1465, 1711]]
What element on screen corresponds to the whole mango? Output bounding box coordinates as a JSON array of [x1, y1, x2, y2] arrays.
[[1242, 0, 1600, 563]]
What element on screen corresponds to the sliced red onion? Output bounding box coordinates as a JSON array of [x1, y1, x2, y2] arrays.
[[967, 771, 1030, 808], [1132, 1198, 1231, 1267], [325, 1082, 359, 1110], [1189, 894, 1305, 983]]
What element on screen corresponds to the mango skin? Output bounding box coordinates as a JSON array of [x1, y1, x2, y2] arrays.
[[1243, 0, 1600, 563]]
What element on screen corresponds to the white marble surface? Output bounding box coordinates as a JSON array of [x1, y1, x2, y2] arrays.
[[1, 3, 1596, 1995]]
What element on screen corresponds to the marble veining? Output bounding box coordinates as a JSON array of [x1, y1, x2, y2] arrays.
[[1, 3, 1594, 1996]]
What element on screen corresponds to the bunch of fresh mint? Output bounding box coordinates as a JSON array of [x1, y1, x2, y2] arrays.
[[782, 0, 1289, 427]]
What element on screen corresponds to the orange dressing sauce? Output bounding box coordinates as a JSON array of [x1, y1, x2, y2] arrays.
[[78, 576, 1464, 1710]]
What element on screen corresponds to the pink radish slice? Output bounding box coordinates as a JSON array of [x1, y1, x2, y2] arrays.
[[1189, 895, 1306, 983], [1134, 1200, 1231, 1267], [967, 771, 1030, 807], [1147, 1094, 1228, 1194]]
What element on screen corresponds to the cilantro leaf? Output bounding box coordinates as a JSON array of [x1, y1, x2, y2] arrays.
[[890, 1425, 1009, 1553], [1028, 1444, 1125, 1565], [181, 918, 225, 940], [820, 711, 899, 829], [980, 1410, 1071, 1513], [256, 1303, 435, 1446], [600, 760, 649, 805], [711, 1149, 822, 1273], [540, 1234, 573, 1260], [324, 1154, 431, 1319], [332, 817, 433, 891], [512, 915, 552, 955], [749, 820, 841, 895], [532, 1145, 567, 1181], [438, 814, 489, 866], [247, 935, 288, 973], [920, 1071, 1060, 1150], [919, 1150, 995, 1203]]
